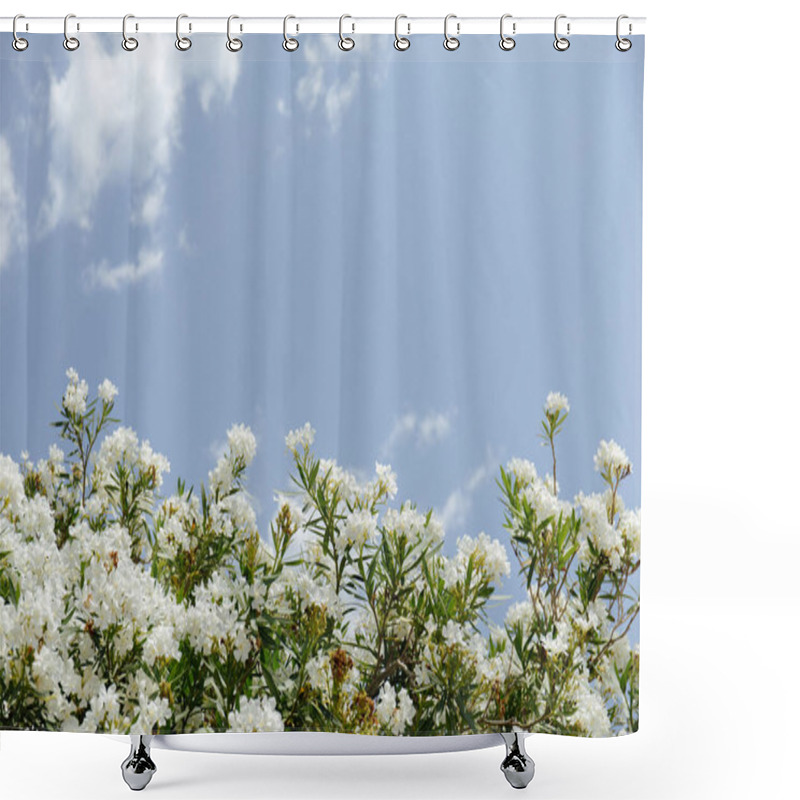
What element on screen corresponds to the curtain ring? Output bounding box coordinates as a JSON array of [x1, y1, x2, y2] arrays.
[[338, 14, 355, 51], [175, 14, 192, 51], [282, 15, 299, 51], [226, 15, 243, 52], [553, 14, 570, 51], [443, 14, 460, 51], [63, 13, 80, 51], [499, 14, 515, 51], [12, 15, 28, 51], [615, 15, 632, 51], [122, 14, 138, 51], [394, 14, 410, 51]]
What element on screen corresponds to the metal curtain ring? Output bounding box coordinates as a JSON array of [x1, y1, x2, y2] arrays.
[[12, 14, 28, 51], [499, 14, 515, 51], [63, 13, 80, 51], [553, 14, 570, 51], [443, 14, 459, 51], [226, 15, 243, 52], [616, 14, 632, 51], [338, 14, 355, 51], [122, 14, 138, 51], [283, 15, 299, 51], [394, 14, 410, 51], [175, 14, 192, 50]]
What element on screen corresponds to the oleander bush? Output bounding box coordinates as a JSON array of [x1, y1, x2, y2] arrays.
[[0, 372, 639, 736]]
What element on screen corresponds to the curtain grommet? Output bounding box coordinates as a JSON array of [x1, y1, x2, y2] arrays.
[[615, 15, 632, 51], [553, 15, 570, 51], [338, 14, 355, 51], [63, 13, 80, 51], [121, 14, 138, 51], [394, 15, 410, 51], [443, 14, 460, 51], [12, 15, 29, 51], [175, 14, 192, 51], [226, 15, 243, 52], [499, 14, 516, 51], [282, 15, 299, 51]]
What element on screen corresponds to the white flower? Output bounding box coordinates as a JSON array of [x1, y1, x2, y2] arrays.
[[208, 457, 235, 495], [227, 696, 284, 732], [569, 678, 611, 737], [594, 440, 631, 476], [383, 503, 444, 550], [522, 478, 568, 523], [135, 695, 172, 732], [285, 422, 315, 454], [336, 509, 377, 549], [139, 440, 171, 488], [221, 491, 257, 534], [618, 508, 641, 557], [317, 459, 360, 502], [506, 458, 537, 485], [206, 425, 254, 493], [94, 427, 170, 494], [273, 493, 309, 532], [97, 379, 118, 405], [306, 653, 329, 691], [541, 621, 570, 656], [88, 684, 121, 727], [142, 625, 180, 666], [577, 492, 624, 567], [545, 392, 570, 415], [227, 423, 257, 467], [373, 462, 398, 500], [505, 601, 534, 630], [0, 454, 25, 516], [451, 532, 510, 585], [609, 636, 632, 670], [442, 620, 467, 648], [375, 682, 415, 735], [63, 368, 88, 416], [273, 566, 342, 618]]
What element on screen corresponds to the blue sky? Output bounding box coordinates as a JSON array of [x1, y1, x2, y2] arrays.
[[0, 33, 643, 621]]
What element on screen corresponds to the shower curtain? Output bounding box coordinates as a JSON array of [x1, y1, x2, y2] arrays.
[[0, 31, 643, 738]]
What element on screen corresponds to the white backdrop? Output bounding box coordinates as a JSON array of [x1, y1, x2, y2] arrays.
[[1, 1, 798, 798]]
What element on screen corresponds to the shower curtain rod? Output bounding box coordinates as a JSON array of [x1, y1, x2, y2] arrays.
[[1, 16, 645, 36]]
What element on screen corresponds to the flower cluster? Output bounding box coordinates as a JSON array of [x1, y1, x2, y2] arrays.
[[0, 374, 638, 737]]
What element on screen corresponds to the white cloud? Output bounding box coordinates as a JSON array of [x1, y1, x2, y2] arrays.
[[177, 226, 193, 255], [84, 248, 163, 291], [418, 412, 453, 447], [136, 179, 167, 228], [381, 409, 454, 457], [0, 136, 25, 271], [197, 54, 239, 113], [38, 39, 239, 288], [295, 36, 387, 134], [209, 437, 227, 464], [437, 452, 496, 534], [323, 69, 360, 132]]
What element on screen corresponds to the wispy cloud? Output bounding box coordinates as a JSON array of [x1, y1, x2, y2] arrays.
[[381, 409, 455, 458], [437, 451, 497, 534], [294, 36, 386, 134], [208, 437, 227, 464], [177, 226, 193, 255], [84, 248, 163, 291], [0, 136, 25, 271], [38, 39, 240, 289]]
